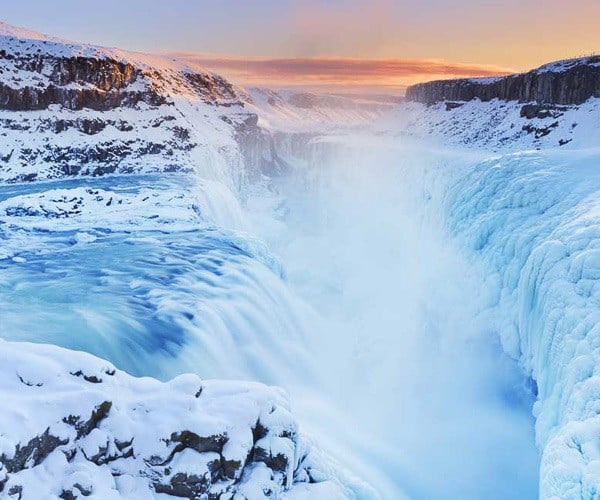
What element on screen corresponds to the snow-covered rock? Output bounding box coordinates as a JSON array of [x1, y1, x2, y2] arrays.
[[0, 339, 349, 499]]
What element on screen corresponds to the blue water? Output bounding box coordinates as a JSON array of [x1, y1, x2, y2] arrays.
[[0, 174, 315, 385]]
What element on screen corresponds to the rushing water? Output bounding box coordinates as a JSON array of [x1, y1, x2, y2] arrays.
[[0, 175, 319, 389], [0, 137, 539, 498]]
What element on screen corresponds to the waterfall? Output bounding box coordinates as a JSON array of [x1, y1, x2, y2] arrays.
[[0, 133, 543, 499]]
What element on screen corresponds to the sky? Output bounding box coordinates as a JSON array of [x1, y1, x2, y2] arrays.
[[1, 0, 599, 93]]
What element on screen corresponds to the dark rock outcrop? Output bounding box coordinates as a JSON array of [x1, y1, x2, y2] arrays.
[[234, 114, 292, 178], [406, 56, 600, 105], [519, 103, 568, 119], [0, 53, 165, 111], [0, 428, 69, 476]]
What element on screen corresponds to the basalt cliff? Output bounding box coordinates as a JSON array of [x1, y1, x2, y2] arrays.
[[406, 56, 600, 106]]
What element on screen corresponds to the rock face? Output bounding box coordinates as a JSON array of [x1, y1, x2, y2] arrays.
[[406, 56, 600, 105], [0, 54, 162, 111], [0, 340, 349, 499]]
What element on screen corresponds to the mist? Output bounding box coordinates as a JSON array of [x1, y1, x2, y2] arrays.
[[249, 136, 540, 499]]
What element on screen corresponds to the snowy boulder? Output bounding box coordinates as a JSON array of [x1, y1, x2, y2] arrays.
[[0, 340, 348, 499]]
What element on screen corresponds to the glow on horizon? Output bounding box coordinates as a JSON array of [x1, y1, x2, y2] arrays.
[[171, 53, 514, 94]]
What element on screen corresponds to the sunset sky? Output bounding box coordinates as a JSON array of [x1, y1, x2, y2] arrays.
[[2, 0, 599, 93]]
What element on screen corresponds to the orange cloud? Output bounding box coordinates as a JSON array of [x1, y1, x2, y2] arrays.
[[170, 53, 514, 94]]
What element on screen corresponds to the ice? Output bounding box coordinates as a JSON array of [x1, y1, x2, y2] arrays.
[[441, 147, 600, 498], [246, 136, 540, 499]]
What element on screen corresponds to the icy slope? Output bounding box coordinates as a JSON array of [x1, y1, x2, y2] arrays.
[[0, 339, 348, 500], [444, 147, 600, 498], [391, 70, 600, 495]]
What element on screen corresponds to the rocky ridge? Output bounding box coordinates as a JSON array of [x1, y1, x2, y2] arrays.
[[405, 55, 600, 106]]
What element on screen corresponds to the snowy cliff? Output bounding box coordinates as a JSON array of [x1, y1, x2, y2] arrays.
[[0, 22, 392, 186], [0, 22, 270, 186], [400, 56, 600, 151]]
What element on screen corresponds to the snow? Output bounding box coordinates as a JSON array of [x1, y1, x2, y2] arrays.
[[377, 97, 600, 152], [0, 97, 248, 186], [536, 55, 600, 73], [0, 339, 353, 499], [0, 20, 244, 87], [0, 21, 72, 44]]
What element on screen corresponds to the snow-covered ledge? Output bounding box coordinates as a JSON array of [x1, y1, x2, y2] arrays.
[[0, 340, 349, 499]]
